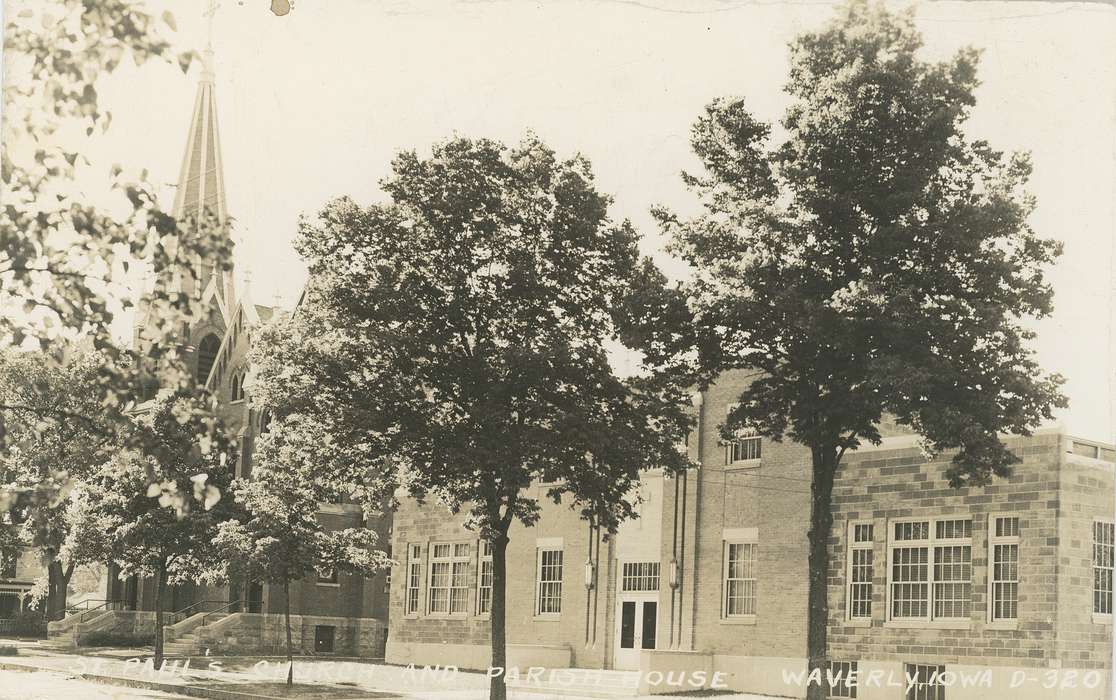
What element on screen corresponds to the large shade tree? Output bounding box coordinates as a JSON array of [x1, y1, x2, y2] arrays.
[[65, 394, 243, 668], [652, 3, 1065, 697], [0, 350, 122, 621], [251, 136, 692, 700]]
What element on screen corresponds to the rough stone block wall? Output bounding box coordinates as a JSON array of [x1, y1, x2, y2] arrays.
[[1056, 444, 1114, 669], [826, 432, 1098, 670]]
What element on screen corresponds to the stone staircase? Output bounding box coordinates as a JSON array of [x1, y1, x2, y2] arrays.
[[40, 608, 117, 649], [161, 612, 232, 657], [505, 669, 641, 698], [163, 631, 200, 657]]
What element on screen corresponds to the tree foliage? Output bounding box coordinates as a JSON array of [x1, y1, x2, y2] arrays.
[[0, 349, 121, 619], [251, 135, 692, 700], [1, 0, 234, 434], [652, 3, 1065, 697], [216, 418, 388, 685], [64, 394, 242, 667]]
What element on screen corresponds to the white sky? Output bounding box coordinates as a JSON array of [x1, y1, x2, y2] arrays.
[[63, 0, 1116, 440]]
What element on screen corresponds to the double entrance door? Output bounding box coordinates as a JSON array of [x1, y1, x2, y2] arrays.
[[613, 593, 658, 670]]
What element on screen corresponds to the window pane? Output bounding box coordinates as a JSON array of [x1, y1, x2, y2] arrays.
[[991, 543, 1018, 620], [1095, 522, 1114, 614], [850, 549, 873, 618], [891, 546, 928, 618], [932, 544, 972, 618], [935, 519, 971, 540], [995, 516, 1020, 538], [894, 522, 929, 541], [724, 542, 756, 616]]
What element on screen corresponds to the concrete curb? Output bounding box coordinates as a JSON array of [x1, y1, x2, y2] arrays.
[[0, 658, 392, 699]]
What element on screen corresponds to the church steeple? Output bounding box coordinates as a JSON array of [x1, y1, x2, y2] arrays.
[[172, 46, 234, 309], [132, 8, 235, 352]]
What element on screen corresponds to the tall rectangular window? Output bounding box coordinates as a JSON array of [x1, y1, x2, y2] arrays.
[[477, 540, 493, 615], [723, 540, 757, 616], [428, 542, 470, 614], [989, 516, 1020, 621], [1094, 520, 1114, 615], [405, 544, 421, 615], [536, 547, 563, 615], [888, 518, 971, 621], [847, 522, 874, 620]]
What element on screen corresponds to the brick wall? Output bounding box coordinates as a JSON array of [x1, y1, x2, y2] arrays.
[[388, 485, 619, 669], [679, 368, 812, 659]]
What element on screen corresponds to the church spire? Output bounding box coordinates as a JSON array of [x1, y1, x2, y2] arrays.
[[171, 39, 234, 308], [134, 3, 234, 350], [167, 0, 232, 309]]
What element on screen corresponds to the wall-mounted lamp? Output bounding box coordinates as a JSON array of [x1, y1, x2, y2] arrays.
[[584, 559, 596, 589], [668, 559, 680, 589]]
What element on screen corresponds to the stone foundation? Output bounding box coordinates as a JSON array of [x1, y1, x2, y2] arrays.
[[193, 613, 386, 657]]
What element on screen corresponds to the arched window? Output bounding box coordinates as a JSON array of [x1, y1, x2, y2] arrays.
[[231, 372, 247, 401], [196, 334, 221, 386]]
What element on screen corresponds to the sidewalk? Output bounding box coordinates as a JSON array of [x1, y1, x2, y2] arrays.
[[0, 642, 779, 700]]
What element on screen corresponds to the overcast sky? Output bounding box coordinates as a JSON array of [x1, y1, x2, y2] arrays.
[[77, 0, 1114, 439]]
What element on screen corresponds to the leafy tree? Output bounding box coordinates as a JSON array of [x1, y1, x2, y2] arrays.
[[216, 415, 387, 687], [1, 0, 233, 439], [254, 136, 691, 700], [0, 350, 121, 620], [652, 3, 1065, 697], [64, 394, 242, 668]]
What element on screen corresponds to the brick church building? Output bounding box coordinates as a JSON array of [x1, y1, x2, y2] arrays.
[[386, 369, 1114, 699], [45, 50, 389, 658]]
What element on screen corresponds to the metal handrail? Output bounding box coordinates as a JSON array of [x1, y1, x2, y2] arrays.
[[77, 599, 123, 624], [200, 600, 242, 627], [168, 599, 227, 624], [61, 598, 113, 619]]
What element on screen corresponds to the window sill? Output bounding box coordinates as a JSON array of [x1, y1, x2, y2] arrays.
[[724, 459, 761, 471], [844, 618, 873, 628], [719, 615, 757, 625], [424, 613, 470, 619], [985, 620, 1019, 631], [1092, 613, 1112, 625], [315, 582, 340, 588], [533, 614, 561, 621], [884, 619, 971, 630]]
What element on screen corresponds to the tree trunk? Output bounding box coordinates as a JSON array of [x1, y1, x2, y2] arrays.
[[153, 565, 167, 669], [58, 562, 74, 616], [805, 447, 837, 700], [488, 525, 510, 700], [45, 558, 60, 621], [45, 556, 71, 621], [284, 580, 293, 687]]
